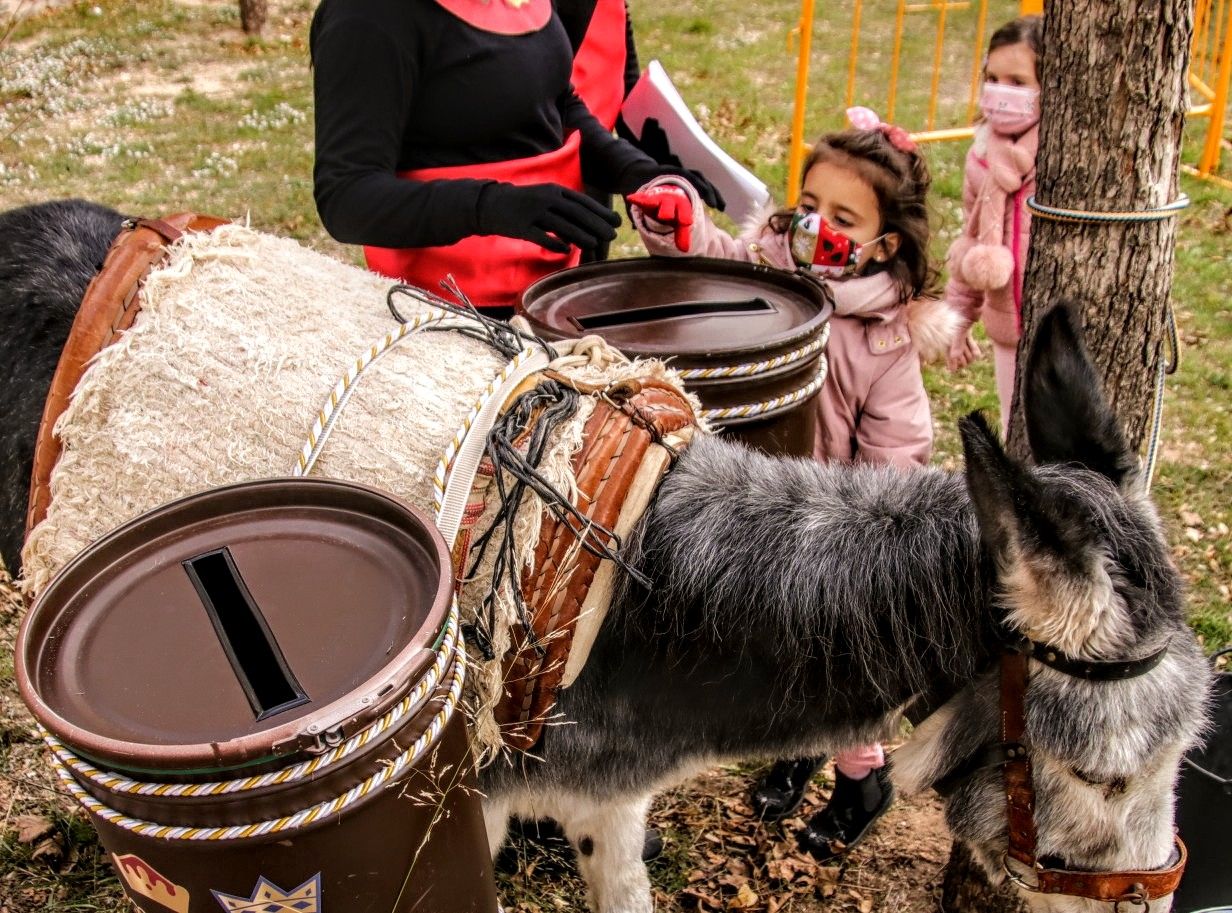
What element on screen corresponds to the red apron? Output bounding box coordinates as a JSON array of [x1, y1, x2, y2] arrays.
[[364, 132, 583, 309], [570, 0, 627, 130]]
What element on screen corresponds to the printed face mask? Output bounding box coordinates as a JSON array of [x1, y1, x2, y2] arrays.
[[979, 82, 1040, 135], [789, 211, 877, 278]]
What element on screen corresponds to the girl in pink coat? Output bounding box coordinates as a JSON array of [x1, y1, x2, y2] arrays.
[[945, 15, 1043, 433], [629, 113, 960, 860]]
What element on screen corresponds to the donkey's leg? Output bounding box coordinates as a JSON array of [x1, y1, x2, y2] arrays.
[[558, 792, 654, 913], [482, 794, 513, 858]]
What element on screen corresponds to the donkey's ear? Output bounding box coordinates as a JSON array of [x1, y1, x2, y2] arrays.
[[1022, 303, 1136, 486], [959, 411, 1022, 560]]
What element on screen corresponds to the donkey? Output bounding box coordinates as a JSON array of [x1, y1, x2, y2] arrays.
[[0, 199, 1210, 913]]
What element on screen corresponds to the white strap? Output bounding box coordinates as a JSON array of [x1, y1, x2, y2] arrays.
[[435, 348, 552, 549]]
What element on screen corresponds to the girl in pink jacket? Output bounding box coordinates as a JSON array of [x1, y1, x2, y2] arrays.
[[945, 15, 1043, 433], [629, 113, 960, 861]]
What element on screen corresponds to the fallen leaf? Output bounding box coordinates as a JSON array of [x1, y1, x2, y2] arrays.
[[13, 815, 53, 845], [729, 882, 759, 909]]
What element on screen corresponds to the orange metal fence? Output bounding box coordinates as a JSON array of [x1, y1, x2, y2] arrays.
[[787, 0, 1232, 200]]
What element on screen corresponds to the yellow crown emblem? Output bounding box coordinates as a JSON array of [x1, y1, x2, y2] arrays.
[[211, 873, 321, 913]]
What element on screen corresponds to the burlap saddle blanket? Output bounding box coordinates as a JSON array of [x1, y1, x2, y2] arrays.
[[22, 215, 699, 760]]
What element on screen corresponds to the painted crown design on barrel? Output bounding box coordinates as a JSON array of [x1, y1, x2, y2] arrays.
[[112, 854, 190, 913], [210, 873, 321, 913]]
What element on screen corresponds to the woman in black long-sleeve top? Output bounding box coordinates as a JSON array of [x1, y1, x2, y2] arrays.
[[310, 0, 716, 310]]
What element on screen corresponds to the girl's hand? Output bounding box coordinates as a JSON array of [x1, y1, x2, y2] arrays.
[[947, 327, 981, 371], [628, 185, 694, 252]]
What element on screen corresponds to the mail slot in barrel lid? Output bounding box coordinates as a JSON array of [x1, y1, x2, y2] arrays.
[[519, 257, 834, 457], [16, 477, 453, 775]]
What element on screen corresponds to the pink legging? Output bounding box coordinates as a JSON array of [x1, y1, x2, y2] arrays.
[[992, 340, 1018, 437], [834, 743, 885, 780]]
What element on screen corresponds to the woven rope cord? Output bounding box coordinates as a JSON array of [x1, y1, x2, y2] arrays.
[[46, 645, 465, 841], [1144, 305, 1181, 489], [698, 354, 828, 421], [45, 604, 459, 797], [676, 322, 831, 381], [1026, 194, 1190, 224]]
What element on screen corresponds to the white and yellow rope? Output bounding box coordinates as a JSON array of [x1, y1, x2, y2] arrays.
[[676, 323, 830, 381], [45, 602, 460, 798], [46, 646, 465, 841], [698, 353, 829, 421]]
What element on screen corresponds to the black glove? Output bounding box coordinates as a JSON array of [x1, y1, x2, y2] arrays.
[[614, 117, 727, 212], [476, 182, 620, 254], [616, 160, 726, 212]]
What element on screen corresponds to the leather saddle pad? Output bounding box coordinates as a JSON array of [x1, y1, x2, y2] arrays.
[[25, 214, 227, 539], [494, 379, 696, 751]]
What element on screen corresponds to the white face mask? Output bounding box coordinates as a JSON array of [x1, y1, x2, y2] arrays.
[[979, 83, 1040, 135]]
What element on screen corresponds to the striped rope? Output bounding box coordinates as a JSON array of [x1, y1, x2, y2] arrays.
[[45, 601, 460, 798], [46, 646, 465, 841], [1144, 305, 1180, 489], [698, 354, 828, 421], [676, 323, 831, 381], [1026, 194, 1190, 225]]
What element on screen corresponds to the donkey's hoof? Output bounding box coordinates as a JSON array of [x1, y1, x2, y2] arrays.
[[796, 767, 894, 863], [642, 827, 664, 862], [750, 756, 826, 822]]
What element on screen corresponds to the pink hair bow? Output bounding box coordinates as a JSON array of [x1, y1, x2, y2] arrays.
[[846, 106, 918, 154]]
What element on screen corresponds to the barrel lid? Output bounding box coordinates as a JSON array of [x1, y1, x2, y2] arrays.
[[16, 478, 452, 774], [519, 257, 833, 359]]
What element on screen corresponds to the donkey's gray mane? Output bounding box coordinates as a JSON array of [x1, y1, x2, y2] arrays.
[[613, 435, 998, 709]]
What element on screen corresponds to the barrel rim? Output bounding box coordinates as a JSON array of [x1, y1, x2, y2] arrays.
[[519, 256, 834, 359], [16, 477, 454, 774]]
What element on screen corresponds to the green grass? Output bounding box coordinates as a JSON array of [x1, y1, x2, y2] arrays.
[[0, 1, 1228, 910]]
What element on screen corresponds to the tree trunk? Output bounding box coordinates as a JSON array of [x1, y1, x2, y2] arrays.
[[1006, 0, 1194, 460], [239, 0, 267, 36], [943, 1, 1193, 909]]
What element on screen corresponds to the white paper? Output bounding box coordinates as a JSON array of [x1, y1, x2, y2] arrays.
[[620, 60, 772, 226]]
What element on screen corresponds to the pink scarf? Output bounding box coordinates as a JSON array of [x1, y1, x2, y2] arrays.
[[947, 123, 1039, 292]]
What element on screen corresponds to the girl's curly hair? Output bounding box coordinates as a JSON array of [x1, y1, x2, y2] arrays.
[[770, 128, 938, 302]]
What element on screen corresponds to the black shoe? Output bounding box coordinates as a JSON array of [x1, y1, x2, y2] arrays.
[[797, 766, 894, 863], [750, 756, 826, 821]]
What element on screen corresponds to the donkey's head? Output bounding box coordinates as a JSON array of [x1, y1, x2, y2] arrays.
[[893, 304, 1209, 912]]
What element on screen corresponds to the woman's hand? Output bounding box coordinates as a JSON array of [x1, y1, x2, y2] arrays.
[[477, 182, 620, 253], [618, 162, 725, 211], [947, 326, 981, 371], [628, 185, 694, 252]]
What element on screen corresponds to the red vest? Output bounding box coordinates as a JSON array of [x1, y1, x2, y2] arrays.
[[570, 0, 627, 130], [364, 132, 584, 309]]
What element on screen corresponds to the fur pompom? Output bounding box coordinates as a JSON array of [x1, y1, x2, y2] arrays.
[[906, 298, 963, 363], [946, 236, 973, 277], [961, 243, 1014, 291]]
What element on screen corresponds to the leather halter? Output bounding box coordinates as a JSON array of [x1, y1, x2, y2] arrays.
[[994, 636, 1187, 911]]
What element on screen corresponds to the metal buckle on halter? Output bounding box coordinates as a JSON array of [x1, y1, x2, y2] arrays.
[[1112, 885, 1149, 913], [1001, 854, 1042, 893]]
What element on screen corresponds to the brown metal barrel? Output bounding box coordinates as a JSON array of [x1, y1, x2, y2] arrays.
[[519, 257, 834, 457], [16, 478, 497, 913]]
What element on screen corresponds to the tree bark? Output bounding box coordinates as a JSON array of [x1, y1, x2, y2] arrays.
[[1006, 0, 1194, 460], [239, 0, 267, 36], [944, 2, 1192, 909]]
